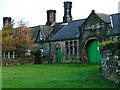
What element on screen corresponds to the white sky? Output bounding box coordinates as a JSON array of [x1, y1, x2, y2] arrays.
[[0, 0, 120, 29]]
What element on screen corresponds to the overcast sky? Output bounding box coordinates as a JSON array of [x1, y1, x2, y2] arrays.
[[0, 0, 120, 29]]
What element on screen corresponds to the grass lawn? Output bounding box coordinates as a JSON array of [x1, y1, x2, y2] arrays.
[[2, 63, 118, 88]]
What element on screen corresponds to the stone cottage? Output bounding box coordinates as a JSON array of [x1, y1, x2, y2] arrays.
[[47, 1, 111, 63]]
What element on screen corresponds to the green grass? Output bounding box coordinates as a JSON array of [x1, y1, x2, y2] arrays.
[[2, 63, 118, 88]]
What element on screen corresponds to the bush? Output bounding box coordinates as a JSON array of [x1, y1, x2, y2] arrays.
[[31, 49, 42, 64]]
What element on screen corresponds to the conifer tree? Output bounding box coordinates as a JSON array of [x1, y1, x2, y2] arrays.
[[14, 19, 34, 57]]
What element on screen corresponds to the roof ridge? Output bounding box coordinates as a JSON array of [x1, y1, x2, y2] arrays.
[[96, 12, 110, 16], [70, 18, 86, 22]]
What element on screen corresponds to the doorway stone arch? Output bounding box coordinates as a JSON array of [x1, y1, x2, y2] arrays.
[[81, 36, 102, 63]]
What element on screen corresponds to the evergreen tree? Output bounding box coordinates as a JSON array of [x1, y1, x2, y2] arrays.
[[14, 19, 34, 57]]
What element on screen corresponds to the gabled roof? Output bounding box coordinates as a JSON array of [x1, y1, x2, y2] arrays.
[[81, 10, 110, 28], [49, 19, 85, 41], [40, 25, 52, 39], [33, 25, 52, 42], [108, 13, 120, 36]]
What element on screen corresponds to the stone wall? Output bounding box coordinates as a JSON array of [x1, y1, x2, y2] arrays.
[[0, 58, 34, 66], [0, 57, 49, 66], [101, 42, 120, 83]]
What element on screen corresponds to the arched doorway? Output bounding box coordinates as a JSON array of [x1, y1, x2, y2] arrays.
[[86, 39, 101, 63]]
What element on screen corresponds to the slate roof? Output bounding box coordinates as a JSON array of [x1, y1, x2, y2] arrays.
[[49, 19, 85, 41], [30, 26, 40, 40], [40, 25, 52, 39], [12, 26, 39, 41], [47, 22, 63, 40], [32, 25, 52, 42], [108, 13, 120, 36], [96, 13, 110, 23]]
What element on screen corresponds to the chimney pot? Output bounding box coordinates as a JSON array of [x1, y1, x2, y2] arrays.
[[92, 10, 95, 13], [63, 1, 72, 23], [46, 10, 56, 25], [3, 17, 11, 27]]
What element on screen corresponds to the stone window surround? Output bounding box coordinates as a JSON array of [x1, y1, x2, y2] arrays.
[[65, 40, 79, 56]]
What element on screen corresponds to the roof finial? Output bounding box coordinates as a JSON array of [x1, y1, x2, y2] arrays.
[[92, 10, 95, 13]]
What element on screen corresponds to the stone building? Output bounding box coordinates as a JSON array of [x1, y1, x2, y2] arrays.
[[47, 1, 83, 63], [48, 19, 85, 63], [1, 1, 118, 65], [79, 10, 111, 63], [45, 2, 112, 63]]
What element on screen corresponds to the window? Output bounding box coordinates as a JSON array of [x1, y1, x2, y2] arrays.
[[74, 41, 77, 55], [117, 36, 119, 41], [70, 41, 73, 55], [65, 40, 78, 56], [113, 37, 117, 42], [65, 42, 69, 55]]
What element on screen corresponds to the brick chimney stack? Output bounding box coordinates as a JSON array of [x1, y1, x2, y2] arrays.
[[46, 10, 56, 25], [63, 1, 72, 23]]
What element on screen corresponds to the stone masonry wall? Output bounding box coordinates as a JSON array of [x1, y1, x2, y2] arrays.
[[101, 43, 120, 83], [0, 58, 34, 66]]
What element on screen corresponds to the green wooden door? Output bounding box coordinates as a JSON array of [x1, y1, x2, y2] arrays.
[[56, 48, 61, 63], [86, 40, 101, 63]]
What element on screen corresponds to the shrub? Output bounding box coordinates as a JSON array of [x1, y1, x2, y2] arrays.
[[31, 49, 42, 64]]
